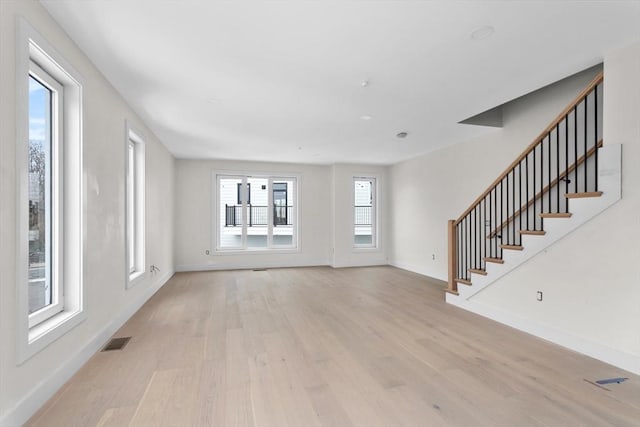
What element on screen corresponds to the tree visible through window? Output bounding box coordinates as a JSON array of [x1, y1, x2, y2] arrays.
[[27, 65, 63, 326]]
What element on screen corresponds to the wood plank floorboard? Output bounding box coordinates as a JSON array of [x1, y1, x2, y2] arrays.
[[26, 266, 640, 426]]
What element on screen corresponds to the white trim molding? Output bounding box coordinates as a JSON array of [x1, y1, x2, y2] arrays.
[[15, 17, 85, 364]]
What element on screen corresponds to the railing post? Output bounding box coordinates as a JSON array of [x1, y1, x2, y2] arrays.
[[447, 219, 457, 294]]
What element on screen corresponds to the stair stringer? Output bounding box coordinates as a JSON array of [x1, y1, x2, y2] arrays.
[[447, 144, 621, 303]]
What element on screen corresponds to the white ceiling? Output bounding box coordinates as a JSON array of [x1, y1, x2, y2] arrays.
[[41, 1, 640, 165]]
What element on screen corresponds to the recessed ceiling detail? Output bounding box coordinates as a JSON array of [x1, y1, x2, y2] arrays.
[[40, 1, 640, 165]]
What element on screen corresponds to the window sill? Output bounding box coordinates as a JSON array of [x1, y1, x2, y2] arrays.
[[214, 247, 300, 256], [352, 246, 380, 252], [127, 270, 146, 289], [20, 307, 86, 364]]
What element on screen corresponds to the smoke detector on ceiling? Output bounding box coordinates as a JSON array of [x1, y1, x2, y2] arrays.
[[471, 25, 495, 40]]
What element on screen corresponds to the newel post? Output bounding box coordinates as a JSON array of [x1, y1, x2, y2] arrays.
[[447, 219, 457, 294]]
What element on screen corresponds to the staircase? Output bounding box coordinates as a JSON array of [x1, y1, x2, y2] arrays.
[[446, 72, 622, 302]]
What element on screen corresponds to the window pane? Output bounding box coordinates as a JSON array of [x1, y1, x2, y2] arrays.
[[28, 76, 52, 314], [219, 177, 243, 248], [247, 177, 268, 248], [273, 180, 293, 246], [127, 141, 135, 272], [354, 179, 373, 246]]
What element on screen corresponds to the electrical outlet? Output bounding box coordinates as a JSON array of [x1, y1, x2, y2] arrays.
[[537, 291, 543, 301]]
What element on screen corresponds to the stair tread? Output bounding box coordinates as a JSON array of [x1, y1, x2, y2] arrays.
[[566, 191, 603, 199], [468, 268, 488, 276], [500, 244, 524, 250], [520, 230, 546, 236], [539, 212, 572, 218], [483, 257, 504, 264], [456, 278, 472, 285]]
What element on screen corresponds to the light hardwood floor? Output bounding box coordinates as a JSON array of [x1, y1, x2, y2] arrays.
[[27, 266, 640, 426]]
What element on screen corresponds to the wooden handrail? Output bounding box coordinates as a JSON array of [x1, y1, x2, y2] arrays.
[[486, 139, 603, 238], [455, 71, 603, 225]]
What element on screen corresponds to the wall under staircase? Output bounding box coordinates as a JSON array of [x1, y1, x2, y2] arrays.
[[447, 144, 621, 301], [390, 42, 640, 376], [444, 46, 640, 375]]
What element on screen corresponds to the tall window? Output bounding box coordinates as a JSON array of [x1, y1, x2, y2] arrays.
[[354, 177, 376, 248], [126, 124, 145, 285], [18, 19, 84, 362], [217, 174, 297, 250], [28, 62, 63, 326]]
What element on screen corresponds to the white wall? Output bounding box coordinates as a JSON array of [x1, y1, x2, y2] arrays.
[[389, 66, 602, 280], [471, 42, 640, 369], [174, 160, 389, 270], [0, 1, 175, 425]]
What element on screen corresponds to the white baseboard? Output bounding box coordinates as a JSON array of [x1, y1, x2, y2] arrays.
[[175, 262, 328, 272], [330, 261, 388, 268], [446, 294, 640, 376], [0, 270, 174, 427], [389, 260, 446, 282]]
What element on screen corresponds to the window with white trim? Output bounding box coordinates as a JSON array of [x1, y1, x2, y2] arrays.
[[28, 61, 63, 327], [126, 124, 145, 285], [17, 19, 84, 362], [217, 174, 297, 250], [354, 177, 376, 248]]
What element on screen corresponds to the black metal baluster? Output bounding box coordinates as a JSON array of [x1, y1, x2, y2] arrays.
[[483, 196, 487, 267], [556, 124, 560, 212], [565, 115, 569, 212], [477, 206, 480, 269], [500, 181, 503, 246], [574, 106, 578, 193], [518, 163, 522, 244], [526, 154, 529, 231], [491, 188, 495, 258], [506, 174, 510, 244], [512, 170, 516, 243], [470, 209, 474, 272], [494, 188, 498, 257], [478, 204, 482, 268], [541, 136, 544, 216], [584, 96, 588, 192], [471, 208, 475, 270], [547, 134, 552, 212]]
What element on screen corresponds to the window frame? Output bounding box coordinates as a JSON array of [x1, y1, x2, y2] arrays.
[[16, 18, 85, 363], [353, 176, 377, 249], [214, 172, 299, 252], [125, 122, 146, 288], [27, 60, 65, 328]]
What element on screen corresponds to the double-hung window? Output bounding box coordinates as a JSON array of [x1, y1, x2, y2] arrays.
[[126, 123, 145, 286], [217, 174, 297, 250], [18, 20, 84, 361]]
